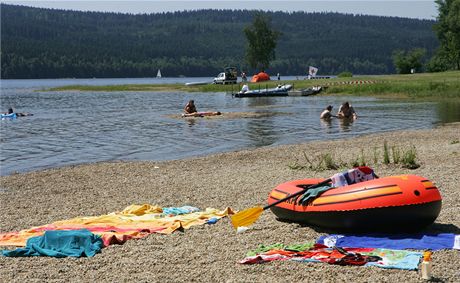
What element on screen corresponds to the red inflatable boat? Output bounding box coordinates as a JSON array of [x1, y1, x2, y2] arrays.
[[267, 175, 442, 231]]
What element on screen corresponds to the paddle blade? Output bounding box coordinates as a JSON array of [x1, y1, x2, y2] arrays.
[[230, 206, 264, 229]]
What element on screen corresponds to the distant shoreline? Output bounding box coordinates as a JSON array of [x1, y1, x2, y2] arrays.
[[46, 71, 460, 99]]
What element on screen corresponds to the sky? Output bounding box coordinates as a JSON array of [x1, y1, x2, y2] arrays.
[[1, 0, 438, 20]]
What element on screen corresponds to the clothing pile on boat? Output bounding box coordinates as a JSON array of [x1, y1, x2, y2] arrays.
[[297, 166, 378, 205]]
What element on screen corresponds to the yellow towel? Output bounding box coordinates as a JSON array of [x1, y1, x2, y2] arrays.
[[0, 205, 232, 247]]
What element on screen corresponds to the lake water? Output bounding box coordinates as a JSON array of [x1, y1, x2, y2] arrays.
[[1, 77, 459, 176]]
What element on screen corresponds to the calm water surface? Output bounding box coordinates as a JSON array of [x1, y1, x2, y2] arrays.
[[1, 78, 459, 176]]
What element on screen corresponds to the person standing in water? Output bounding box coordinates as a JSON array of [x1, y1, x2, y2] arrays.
[[337, 102, 357, 119], [241, 72, 247, 82]]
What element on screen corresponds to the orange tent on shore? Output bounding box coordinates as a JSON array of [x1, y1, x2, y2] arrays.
[[251, 72, 270, 82]]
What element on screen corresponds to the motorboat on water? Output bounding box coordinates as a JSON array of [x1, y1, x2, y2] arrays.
[[234, 84, 293, 98]]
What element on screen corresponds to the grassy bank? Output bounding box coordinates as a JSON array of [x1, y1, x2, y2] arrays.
[[324, 71, 460, 99], [49, 71, 460, 98]]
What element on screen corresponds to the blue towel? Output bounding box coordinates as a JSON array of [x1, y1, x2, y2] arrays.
[[162, 206, 200, 216], [293, 248, 422, 270], [317, 233, 459, 251], [2, 229, 103, 257], [365, 249, 422, 270]]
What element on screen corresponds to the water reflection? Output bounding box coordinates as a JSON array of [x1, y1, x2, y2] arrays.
[[339, 118, 355, 132], [245, 115, 279, 147], [436, 100, 460, 124], [243, 96, 282, 108], [186, 118, 197, 127], [320, 118, 333, 132]]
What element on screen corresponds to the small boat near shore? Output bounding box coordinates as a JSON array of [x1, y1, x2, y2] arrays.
[[185, 81, 212, 86], [268, 175, 442, 232], [288, 86, 323, 96], [234, 84, 293, 98]]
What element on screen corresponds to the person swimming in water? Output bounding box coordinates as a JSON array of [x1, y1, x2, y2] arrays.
[[2, 107, 33, 117]]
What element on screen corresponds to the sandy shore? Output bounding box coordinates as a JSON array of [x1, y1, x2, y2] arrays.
[[1, 124, 459, 282]]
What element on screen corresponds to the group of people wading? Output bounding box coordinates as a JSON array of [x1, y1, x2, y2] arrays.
[[320, 101, 357, 120], [183, 100, 357, 120]]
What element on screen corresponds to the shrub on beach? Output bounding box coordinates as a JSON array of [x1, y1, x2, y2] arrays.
[[288, 151, 340, 171], [401, 146, 420, 169], [289, 142, 420, 172]]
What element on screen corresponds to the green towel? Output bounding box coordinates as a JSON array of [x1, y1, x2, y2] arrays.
[[247, 242, 314, 256], [247, 243, 285, 256], [298, 185, 332, 205], [285, 242, 314, 252]]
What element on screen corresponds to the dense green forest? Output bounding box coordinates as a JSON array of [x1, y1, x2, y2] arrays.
[[1, 4, 438, 79]]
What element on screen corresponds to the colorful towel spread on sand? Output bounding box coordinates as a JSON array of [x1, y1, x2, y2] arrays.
[[240, 243, 422, 270], [317, 233, 460, 251], [2, 229, 103, 258], [0, 204, 232, 248]]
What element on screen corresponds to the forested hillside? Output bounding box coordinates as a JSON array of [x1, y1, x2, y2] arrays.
[[1, 4, 438, 79]]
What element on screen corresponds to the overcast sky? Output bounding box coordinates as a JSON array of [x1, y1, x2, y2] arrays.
[[2, 1, 438, 20]]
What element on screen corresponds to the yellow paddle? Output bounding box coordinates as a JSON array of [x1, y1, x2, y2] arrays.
[[230, 178, 332, 229]]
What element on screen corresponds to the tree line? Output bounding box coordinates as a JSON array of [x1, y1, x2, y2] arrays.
[[392, 0, 460, 74], [1, 4, 439, 79]]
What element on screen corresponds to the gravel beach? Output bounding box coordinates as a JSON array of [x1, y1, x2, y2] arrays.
[[1, 124, 459, 282]]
